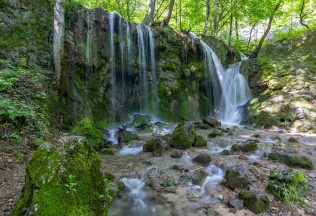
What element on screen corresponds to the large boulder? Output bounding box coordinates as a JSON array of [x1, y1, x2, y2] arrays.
[[202, 117, 221, 128], [238, 191, 270, 214], [11, 137, 113, 216], [193, 153, 212, 166], [222, 167, 250, 190], [170, 122, 196, 150]]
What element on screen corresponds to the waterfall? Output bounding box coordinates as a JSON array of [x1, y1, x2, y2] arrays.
[[53, 0, 66, 86], [109, 12, 116, 120], [190, 32, 251, 124], [107, 12, 159, 121]]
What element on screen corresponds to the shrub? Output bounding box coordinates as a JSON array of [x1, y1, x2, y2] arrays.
[[267, 169, 309, 206]]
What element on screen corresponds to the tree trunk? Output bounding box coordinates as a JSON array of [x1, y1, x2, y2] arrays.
[[213, 0, 219, 36], [299, 0, 309, 29], [53, 0, 66, 88], [203, 0, 210, 35], [250, 0, 283, 59], [160, 0, 175, 27], [143, 0, 156, 25]]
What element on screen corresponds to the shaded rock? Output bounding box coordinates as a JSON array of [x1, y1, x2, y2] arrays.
[[238, 191, 270, 214], [193, 135, 207, 148], [227, 198, 244, 210], [193, 153, 212, 166], [170, 122, 196, 150], [208, 129, 223, 138], [202, 117, 221, 128], [268, 151, 314, 170], [11, 137, 113, 216], [170, 149, 183, 158], [220, 150, 231, 155], [231, 140, 258, 153], [222, 167, 250, 190], [194, 121, 211, 130]]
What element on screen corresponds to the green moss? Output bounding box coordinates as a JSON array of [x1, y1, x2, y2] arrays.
[[288, 137, 298, 143], [143, 137, 163, 156], [71, 118, 103, 150], [222, 168, 251, 190], [268, 151, 314, 170], [208, 129, 223, 138], [132, 115, 151, 128], [171, 122, 196, 150], [231, 141, 258, 153], [238, 191, 270, 214], [122, 131, 139, 143], [247, 111, 279, 128], [11, 137, 114, 216], [267, 169, 308, 206], [193, 135, 207, 148]]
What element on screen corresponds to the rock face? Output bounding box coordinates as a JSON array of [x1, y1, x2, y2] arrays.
[[170, 122, 196, 150], [11, 137, 111, 216], [60, 8, 239, 124]]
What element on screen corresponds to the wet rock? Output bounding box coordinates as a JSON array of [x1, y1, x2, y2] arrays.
[[202, 117, 221, 128], [220, 150, 231, 155], [222, 167, 250, 190], [208, 129, 223, 138], [11, 137, 112, 216], [145, 167, 177, 193], [193, 153, 212, 166], [231, 140, 258, 153], [237, 191, 270, 214], [132, 114, 151, 128], [170, 149, 183, 158], [193, 135, 207, 148], [144, 137, 167, 156], [191, 169, 208, 184], [122, 130, 139, 143], [227, 198, 244, 210], [268, 151, 314, 170], [194, 121, 211, 130], [170, 122, 196, 150]]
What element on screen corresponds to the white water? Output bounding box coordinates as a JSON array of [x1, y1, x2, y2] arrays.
[[53, 0, 66, 85], [201, 164, 225, 194], [180, 152, 193, 169], [119, 146, 143, 156], [190, 32, 251, 125]]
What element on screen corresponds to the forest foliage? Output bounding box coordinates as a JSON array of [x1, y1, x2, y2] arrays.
[[67, 0, 316, 52]]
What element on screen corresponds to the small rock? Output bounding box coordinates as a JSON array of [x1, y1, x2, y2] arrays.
[[220, 150, 230, 155], [192, 153, 212, 166], [170, 149, 183, 158], [227, 198, 244, 210]]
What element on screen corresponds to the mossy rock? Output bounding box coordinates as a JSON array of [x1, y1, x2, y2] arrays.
[[193, 135, 207, 148], [238, 191, 270, 214], [231, 140, 258, 153], [170, 122, 196, 150], [247, 111, 279, 129], [266, 169, 308, 205], [288, 137, 298, 143], [222, 168, 251, 190], [132, 114, 151, 129], [192, 153, 212, 166], [268, 151, 314, 170], [191, 169, 208, 185], [71, 118, 103, 150], [11, 137, 113, 216], [208, 129, 223, 138], [122, 131, 139, 143], [143, 137, 164, 156]]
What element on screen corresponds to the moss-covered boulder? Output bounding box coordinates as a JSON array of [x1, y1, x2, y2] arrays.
[[122, 131, 139, 143], [143, 137, 166, 156], [208, 129, 223, 138], [202, 117, 221, 128], [193, 135, 207, 148], [11, 137, 113, 216], [132, 114, 151, 129], [71, 118, 103, 150], [170, 122, 196, 150], [191, 169, 208, 184], [267, 169, 308, 205], [222, 168, 251, 190], [231, 140, 258, 153], [288, 137, 298, 143], [268, 151, 314, 170], [238, 191, 270, 214]]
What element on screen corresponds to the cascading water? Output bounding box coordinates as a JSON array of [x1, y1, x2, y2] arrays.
[[190, 32, 251, 124], [107, 12, 159, 121]]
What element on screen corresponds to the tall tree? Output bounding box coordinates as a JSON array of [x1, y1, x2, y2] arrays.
[[250, 0, 283, 59], [143, 0, 156, 25], [161, 0, 175, 27], [203, 0, 210, 35], [299, 0, 309, 29]]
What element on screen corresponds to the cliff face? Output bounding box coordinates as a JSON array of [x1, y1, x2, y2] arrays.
[[60, 8, 239, 124]]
